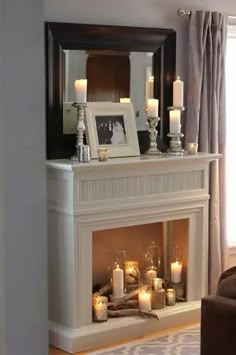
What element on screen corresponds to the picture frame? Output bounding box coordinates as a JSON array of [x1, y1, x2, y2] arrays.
[[85, 102, 140, 158]]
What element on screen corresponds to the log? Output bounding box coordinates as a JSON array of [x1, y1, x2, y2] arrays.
[[108, 309, 159, 319], [93, 282, 112, 296], [109, 285, 148, 308]]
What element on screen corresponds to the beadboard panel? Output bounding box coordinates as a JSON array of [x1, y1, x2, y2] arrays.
[[78, 170, 204, 203]]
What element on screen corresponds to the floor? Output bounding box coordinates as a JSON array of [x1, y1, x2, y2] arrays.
[[49, 322, 199, 355]]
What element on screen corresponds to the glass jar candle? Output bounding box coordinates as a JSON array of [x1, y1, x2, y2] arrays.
[[92, 295, 108, 322], [166, 288, 176, 306], [151, 277, 163, 291]]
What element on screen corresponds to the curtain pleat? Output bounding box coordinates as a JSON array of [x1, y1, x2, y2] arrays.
[[185, 11, 227, 294]]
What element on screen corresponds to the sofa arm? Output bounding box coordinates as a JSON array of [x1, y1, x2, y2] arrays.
[[201, 295, 236, 355]]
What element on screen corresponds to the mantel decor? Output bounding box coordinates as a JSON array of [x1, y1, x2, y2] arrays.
[[85, 102, 140, 159], [45, 22, 176, 159]]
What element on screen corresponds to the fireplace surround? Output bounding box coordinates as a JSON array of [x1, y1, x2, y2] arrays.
[[47, 153, 220, 353]]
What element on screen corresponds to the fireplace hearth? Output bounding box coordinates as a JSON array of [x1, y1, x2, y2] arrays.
[[47, 153, 220, 353]]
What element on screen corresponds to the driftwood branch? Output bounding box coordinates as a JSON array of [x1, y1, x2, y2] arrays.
[[108, 285, 148, 308], [93, 282, 112, 296], [108, 309, 159, 319]]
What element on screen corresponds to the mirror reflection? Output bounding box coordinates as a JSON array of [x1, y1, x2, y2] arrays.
[[63, 50, 155, 133]]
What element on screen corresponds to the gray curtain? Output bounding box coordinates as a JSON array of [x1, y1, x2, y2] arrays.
[[185, 11, 227, 294]]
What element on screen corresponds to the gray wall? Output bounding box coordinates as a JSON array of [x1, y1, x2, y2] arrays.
[[0, 0, 48, 354], [45, 0, 236, 95]]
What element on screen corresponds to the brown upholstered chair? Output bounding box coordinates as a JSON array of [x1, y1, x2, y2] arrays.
[[201, 266, 236, 355]]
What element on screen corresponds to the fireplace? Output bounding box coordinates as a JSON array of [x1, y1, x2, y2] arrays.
[[47, 153, 219, 353]]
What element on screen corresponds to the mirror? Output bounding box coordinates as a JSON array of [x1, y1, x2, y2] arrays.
[[63, 49, 155, 134], [46, 22, 176, 159]]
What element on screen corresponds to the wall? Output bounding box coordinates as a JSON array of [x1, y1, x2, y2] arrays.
[[44, 0, 236, 88], [1, 0, 48, 354]]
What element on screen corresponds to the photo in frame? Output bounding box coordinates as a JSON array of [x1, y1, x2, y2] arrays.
[[85, 102, 140, 159]]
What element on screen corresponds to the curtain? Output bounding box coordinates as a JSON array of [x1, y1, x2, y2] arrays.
[[185, 11, 227, 294]]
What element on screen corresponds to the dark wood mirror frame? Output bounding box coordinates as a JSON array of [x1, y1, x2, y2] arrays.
[[45, 22, 176, 159]]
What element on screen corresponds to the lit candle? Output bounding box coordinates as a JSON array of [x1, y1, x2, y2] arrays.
[[166, 289, 176, 306], [138, 291, 152, 312], [169, 110, 181, 134], [120, 97, 131, 103], [92, 295, 108, 322], [145, 76, 154, 102], [173, 76, 184, 108], [145, 266, 157, 285], [112, 264, 124, 298], [147, 99, 159, 117], [170, 261, 182, 283], [74, 79, 87, 103], [151, 277, 163, 291]]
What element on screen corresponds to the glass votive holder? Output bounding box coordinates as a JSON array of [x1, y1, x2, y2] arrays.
[[92, 295, 108, 322], [151, 277, 163, 291], [97, 147, 109, 161], [166, 288, 176, 306], [185, 143, 198, 155]]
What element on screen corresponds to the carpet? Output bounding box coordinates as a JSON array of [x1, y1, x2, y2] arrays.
[[89, 325, 200, 355]]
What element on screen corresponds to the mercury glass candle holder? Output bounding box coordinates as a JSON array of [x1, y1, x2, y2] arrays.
[[92, 295, 108, 322], [97, 147, 109, 161]]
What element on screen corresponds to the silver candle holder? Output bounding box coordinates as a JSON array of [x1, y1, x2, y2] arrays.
[[167, 106, 185, 156], [146, 116, 162, 155], [71, 102, 91, 163]]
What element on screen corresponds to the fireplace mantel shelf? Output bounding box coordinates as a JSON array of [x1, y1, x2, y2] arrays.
[[47, 152, 221, 171], [47, 152, 220, 353]]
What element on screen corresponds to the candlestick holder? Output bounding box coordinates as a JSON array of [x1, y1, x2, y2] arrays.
[[167, 106, 185, 156], [71, 102, 90, 162], [167, 133, 184, 156], [145, 116, 162, 155]]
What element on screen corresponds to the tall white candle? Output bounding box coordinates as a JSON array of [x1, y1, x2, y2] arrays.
[[171, 261, 182, 283], [120, 97, 131, 103], [147, 99, 159, 117], [169, 110, 181, 134], [112, 264, 124, 298], [173, 76, 184, 108], [145, 76, 154, 102], [75, 79, 87, 103], [138, 291, 151, 312], [145, 267, 157, 285]]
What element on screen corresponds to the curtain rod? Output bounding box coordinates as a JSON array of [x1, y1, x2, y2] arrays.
[[177, 8, 192, 17]]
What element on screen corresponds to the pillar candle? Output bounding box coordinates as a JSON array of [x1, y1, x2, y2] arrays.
[[145, 267, 157, 285], [112, 264, 124, 298], [145, 76, 154, 102], [75, 79, 87, 103], [147, 99, 159, 117], [170, 261, 182, 283], [120, 98, 131, 103], [169, 110, 181, 134], [173, 76, 184, 107], [138, 291, 151, 312]]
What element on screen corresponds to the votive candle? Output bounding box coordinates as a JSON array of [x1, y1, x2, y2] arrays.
[[120, 97, 131, 103]]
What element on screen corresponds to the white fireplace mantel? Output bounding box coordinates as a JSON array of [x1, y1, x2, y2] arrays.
[[47, 153, 220, 353]]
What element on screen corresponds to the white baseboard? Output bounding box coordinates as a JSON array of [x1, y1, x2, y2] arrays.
[[49, 301, 201, 354]]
